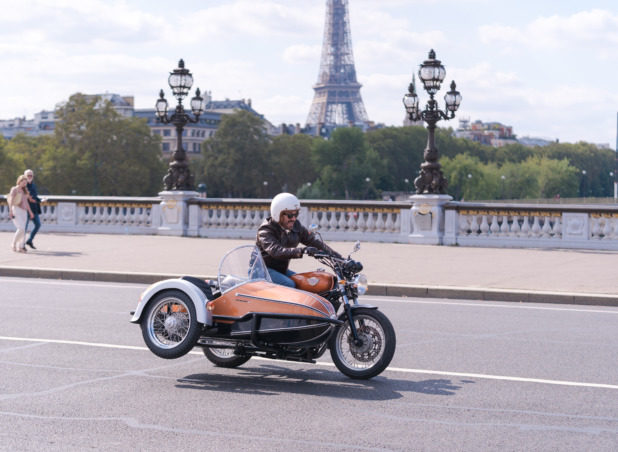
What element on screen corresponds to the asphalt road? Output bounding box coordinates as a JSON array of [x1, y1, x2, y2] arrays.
[[1, 278, 617, 451]]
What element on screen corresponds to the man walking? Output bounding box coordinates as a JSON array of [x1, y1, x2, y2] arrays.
[[24, 169, 43, 249]]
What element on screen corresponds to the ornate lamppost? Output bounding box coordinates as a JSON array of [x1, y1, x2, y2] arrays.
[[403, 49, 461, 194], [155, 59, 206, 191]]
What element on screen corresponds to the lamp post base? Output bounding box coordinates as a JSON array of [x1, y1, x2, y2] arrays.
[[408, 194, 452, 245], [157, 190, 197, 236]]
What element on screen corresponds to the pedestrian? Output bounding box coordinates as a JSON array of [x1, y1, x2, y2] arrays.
[[7, 175, 34, 253], [24, 169, 43, 249]]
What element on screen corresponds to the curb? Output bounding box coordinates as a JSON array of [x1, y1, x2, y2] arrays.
[[2, 266, 618, 307]]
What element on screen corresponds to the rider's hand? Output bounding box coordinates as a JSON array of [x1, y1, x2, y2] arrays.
[[302, 246, 319, 256]]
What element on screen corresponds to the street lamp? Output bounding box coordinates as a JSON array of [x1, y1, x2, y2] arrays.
[[403, 49, 461, 194], [156, 59, 206, 191]]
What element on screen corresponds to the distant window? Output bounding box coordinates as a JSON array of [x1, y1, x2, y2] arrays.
[[162, 143, 170, 151], [163, 129, 171, 136]]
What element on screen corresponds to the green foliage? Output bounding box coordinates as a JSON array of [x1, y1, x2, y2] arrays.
[[54, 94, 165, 195], [196, 110, 271, 197], [0, 136, 20, 194], [266, 134, 318, 194], [2, 93, 165, 196], [310, 127, 385, 199]]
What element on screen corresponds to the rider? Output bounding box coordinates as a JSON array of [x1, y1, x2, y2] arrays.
[[256, 192, 341, 288]]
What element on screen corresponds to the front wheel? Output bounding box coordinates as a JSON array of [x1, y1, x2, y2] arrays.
[[329, 308, 396, 379], [141, 290, 202, 359]]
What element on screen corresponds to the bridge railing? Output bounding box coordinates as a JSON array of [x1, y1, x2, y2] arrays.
[[186, 198, 411, 242], [444, 201, 618, 250], [2, 194, 618, 250], [0, 196, 160, 235]]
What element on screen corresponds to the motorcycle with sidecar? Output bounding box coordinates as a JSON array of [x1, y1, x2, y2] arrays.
[[130, 242, 396, 379]]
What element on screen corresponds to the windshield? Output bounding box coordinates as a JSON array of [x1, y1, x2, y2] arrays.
[[217, 245, 272, 293]]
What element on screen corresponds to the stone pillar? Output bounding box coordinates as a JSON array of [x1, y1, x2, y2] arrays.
[[409, 194, 452, 245], [157, 191, 197, 236]]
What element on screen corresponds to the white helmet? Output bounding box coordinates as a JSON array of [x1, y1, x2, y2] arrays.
[[270, 192, 300, 220]]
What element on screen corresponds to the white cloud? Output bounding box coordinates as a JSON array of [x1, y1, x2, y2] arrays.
[[283, 45, 321, 65], [479, 9, 618, 50]]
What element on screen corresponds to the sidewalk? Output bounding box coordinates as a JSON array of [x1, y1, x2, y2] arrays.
[[1, 232, 617, 306]]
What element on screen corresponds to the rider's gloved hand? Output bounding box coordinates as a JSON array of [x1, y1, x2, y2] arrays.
[[302, 246, 319, 256]]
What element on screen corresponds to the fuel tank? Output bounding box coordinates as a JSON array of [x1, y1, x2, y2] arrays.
[[290, 271, 335, 293], [208, 280, 337, 345]]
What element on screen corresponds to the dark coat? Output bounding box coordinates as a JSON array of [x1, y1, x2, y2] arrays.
[[26, 182, 42, 215], [256, 217, 339, 273]]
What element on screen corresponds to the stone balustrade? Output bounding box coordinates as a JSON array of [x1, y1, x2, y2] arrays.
[[444, 202, 618, 250], [2, 194, 618, 250], [186, 198, 411, 242], [0, 196, 160, 235]]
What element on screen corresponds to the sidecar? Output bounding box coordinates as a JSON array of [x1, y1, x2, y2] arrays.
[[131, 245, 339, 360]]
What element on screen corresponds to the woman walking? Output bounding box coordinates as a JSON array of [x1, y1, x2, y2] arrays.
[[8, 175, 34, 253]]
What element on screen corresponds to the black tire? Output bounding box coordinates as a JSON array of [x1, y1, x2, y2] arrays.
[[202, 345, 251, 368], [141, 289, 202, 359], [329, 308, 396, 379]]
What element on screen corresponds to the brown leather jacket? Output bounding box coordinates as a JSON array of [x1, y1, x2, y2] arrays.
[[256, 217, 339, 274]]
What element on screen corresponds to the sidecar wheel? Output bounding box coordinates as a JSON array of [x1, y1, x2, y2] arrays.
[[329, 308, 396, 379], [203, 346, 251, 368], [141, 290, 201, 359]]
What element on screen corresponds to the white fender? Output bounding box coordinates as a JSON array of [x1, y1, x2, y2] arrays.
[[130, 278, 212, 326]]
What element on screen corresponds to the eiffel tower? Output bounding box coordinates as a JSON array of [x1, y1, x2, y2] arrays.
[[306, 0, 369, 133]]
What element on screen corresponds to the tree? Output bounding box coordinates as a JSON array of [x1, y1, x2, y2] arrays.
[[54, 93, 165, 195], [197, 110, 270, 197], [311, 127, 385, 199], [266, 134, 318, 194], [366, 126, 425, 193]]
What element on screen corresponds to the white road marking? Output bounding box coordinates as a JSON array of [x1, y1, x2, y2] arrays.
[[1, 335, 616, 390], [1, 277, 145, 290], [362, 297, 618, 314]]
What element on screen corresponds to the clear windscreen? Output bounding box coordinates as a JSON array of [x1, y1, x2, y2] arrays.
[[217, 245, 272, 293]]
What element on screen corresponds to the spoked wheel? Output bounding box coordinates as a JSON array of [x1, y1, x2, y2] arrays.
[[329, 308, 396, 379], [202, 341, 251, 368], [141, 290, 201, 359]]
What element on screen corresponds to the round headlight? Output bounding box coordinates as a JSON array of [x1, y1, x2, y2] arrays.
[[354, 274, 368, 296]]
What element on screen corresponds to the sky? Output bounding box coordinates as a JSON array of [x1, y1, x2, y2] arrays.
[[2, 0, 618, 147]]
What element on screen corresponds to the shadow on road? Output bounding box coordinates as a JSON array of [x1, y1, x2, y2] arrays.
[[176, 363, 467, 400], [25, 250, 83, 257]]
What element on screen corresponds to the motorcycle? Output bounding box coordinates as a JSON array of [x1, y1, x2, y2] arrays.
[[130, 241, 396, 379]]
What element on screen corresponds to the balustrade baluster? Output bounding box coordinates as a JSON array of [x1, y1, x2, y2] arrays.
[[347, 212, 357, 230], [337, 212, 347, 231], [357, 212, 366, 232], [319, 211, 330, 230], [500, 215, 510, 235], [366, 212, 376, 232], [385, 212, 395, 233], [108, 206, 117, 225], [520, 216, 530, 237], [375, 212, 385, 232], [531, 216, 542, 237], [509, 215, 520, 236], [542, 216, 553, 237], [329, 211, 339, 231], [469, 215, 480, 236], [393, 212, 400, 233], [489, 215, 499, 235]]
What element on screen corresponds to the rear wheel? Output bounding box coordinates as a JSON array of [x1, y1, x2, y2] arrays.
[[141, 290, 201, 359], [202, 344, 251, 368], [329, 308, 396, 379]]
